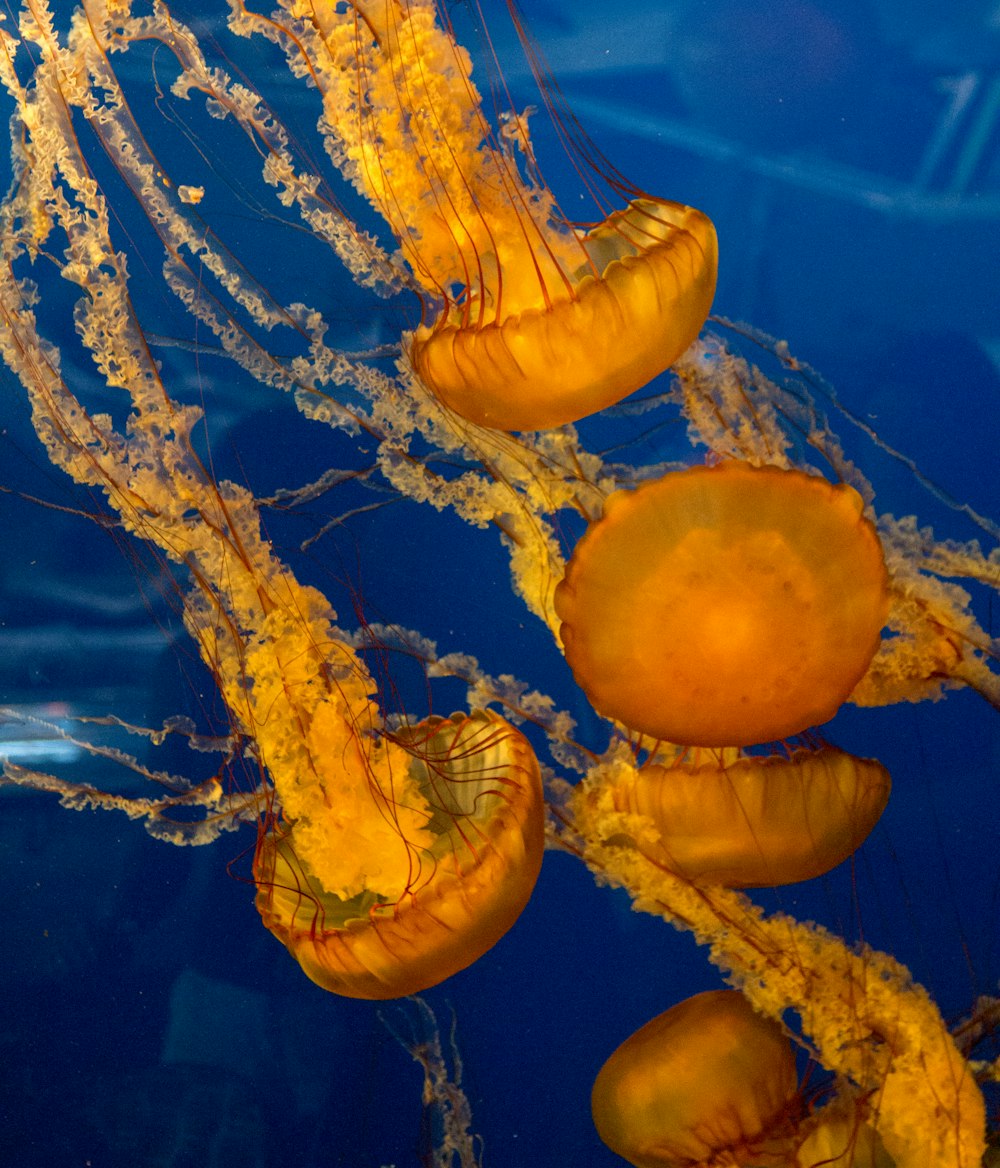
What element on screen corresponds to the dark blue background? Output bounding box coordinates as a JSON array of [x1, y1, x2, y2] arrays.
[[0, 1, 997, 1164]]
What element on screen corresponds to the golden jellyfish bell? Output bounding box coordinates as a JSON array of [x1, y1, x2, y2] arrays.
[[555, 463, 889, 746], [410, 198, 719, 432], [794, 1097, 894, 1168], [591, 990, 799, 1168], [608, 745, 891, 887], [254, 710, 544, 1000]]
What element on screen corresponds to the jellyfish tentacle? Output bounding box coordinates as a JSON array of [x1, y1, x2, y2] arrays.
[[0, 3, 545, 998]]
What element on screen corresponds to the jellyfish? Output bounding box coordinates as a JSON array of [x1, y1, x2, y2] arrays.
[[555, 462, 890, 745], [601, 742, 891, 887], [572, 761, 988, 1167], [255, 709, 544, 1000], [232, 0, 719, 430], [591, 989, 893, 1168], [0, 1, 998, 1164], [590, 989, 801, 1167]]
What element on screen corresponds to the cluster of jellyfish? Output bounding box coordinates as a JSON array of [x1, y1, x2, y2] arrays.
[[0, 1, 998, 1165]]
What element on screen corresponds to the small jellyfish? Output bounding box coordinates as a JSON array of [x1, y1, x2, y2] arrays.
[[254, 709, 545, 1000], [604, 744, 890, 887], [590, 990, 894, 1168], [590, 990, 800, 1168], [555, 462, 889, 745]]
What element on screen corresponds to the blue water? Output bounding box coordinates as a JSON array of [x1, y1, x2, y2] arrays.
[[0, 1, 997, 1165]]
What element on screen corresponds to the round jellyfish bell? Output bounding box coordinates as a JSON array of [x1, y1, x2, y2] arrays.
[[605, 744, 891, 887], [410, 198, 718, 431], [555, 463, 889, 746], [591, 990, 800, 1168], [254, 710, 544, 1000]]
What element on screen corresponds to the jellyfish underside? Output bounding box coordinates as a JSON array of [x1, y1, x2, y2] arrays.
[[309, 1, 718, 430], [555, 462, 890, 746], [254, 710, 545, 1000]]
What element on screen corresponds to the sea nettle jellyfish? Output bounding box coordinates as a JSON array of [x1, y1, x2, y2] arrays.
[[602, 742, 891, 887], [255, 708, 544, 999], [237, 0, 718, 429], [0, 1, 997, 1164], [591, 990, 892, 1168], [555, 462, 890, 745], [591, 990, 802, 1167], [571, 758, 987, 1168]]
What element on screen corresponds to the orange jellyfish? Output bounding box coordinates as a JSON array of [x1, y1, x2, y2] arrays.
[[603, 743, 890, 887], [297, 0, 718, 430], [591, 989, 893, 1168], [555, 462, 889, 745], [1, 3, 996, 1162], [254, 709, 545, 1000], [591, 990, 801, 1168]]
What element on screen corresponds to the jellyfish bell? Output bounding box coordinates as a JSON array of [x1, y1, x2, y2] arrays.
[[590, 989, 801, 1168], [554, 462, 890, 746], [254, 708, 545, 1000], [794, 1095, 894, 1168], [605, 743, 891, 888], [303, 0, 717, 430], [590, 985, 894, 1168], [409, 197, 719, 432]]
